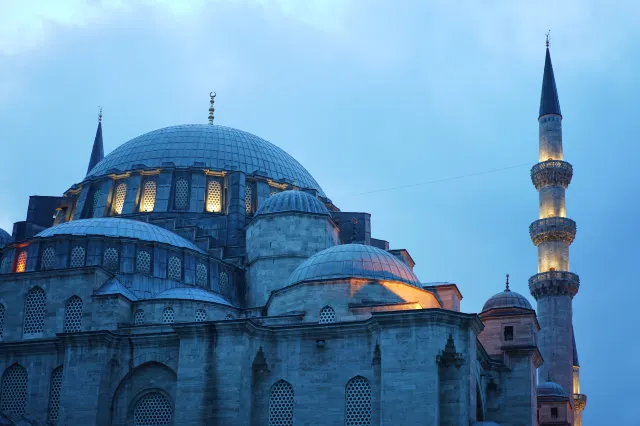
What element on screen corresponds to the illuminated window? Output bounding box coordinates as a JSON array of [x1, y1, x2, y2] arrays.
[[245, 184, 253, 214], [48, 367, 63, 423], [504, 326, 514, 342], [168, 256, 181, 281], [92, 189, 102, 216], [133, 392, 172, 426], [269, 380, 294, 426], [196, 263, 208, 286], [15, 251, 27, 273], [134, 309, 145, 325], [0, 257, 8, 274], [136, 250, 151, 274], [0, 304, 4, 340], [113, 182, 127, 215], [23, 287, 46, 336], [70, 246, 85, 267], [41, 247, 55, 270], [174, 178, 189, 210], [0, 364, 27, 416], [162, 307, 174, 324], [140, 180, 157, 212], [219, 271, 229, 295], [206, 180, 222, 213], [195, 309, 207, 322], [345, 376, 371, 426], [63, 296, 83, 333], [319, 306, 335, 324], [103, 247, 119, 272]]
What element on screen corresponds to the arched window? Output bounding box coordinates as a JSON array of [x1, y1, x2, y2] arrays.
[[174, 178, 189, 210], [0, 364, 28, 416], [269, 380, 294, 426], [206, 180, 222, 213], [162, 307, 174, 324], [219, 271, 229, 295], [63, 296, 83, 333], [136, 250, 151, 274], [23, 286, 46, 336], [70, 246, 86, 267], [195, 309, 207, 322], [133, 392, 173, 426], [345, 376, 372, 426], [92, 189, 102, 216], [48, 367, 63, 423], [196, 262, 208, 286], [15, 251, 27, 273], [245, 184, 253, 214], [103, 247, 119, 272], [113, 182, 127, 215], [319, 306, 336, 324], [0, 304, 4, 340], [0, 256, 8, 274], [134, 309, 145, 325], [41, 247, 56, 270], [140, 180, 157, 212], [167, 256, 181, 281]]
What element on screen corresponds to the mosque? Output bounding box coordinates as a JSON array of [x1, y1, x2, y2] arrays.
[[0, 43, 586, 425]]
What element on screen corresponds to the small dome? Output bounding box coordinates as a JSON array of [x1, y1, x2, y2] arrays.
[[482, 288, 532, 312], [36, 218, 205, 253], [537, 381, 569, 399], [288, 244, 421, 287], [0, 228, 11, 247], [255, 190, 329, 218], [154, 286, 232, 306]]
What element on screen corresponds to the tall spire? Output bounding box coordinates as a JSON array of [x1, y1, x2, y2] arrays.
[[539, 32, 562, 118], [86, 107, 104, 175]]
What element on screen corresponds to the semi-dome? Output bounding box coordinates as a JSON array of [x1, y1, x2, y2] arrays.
[[85, 124, 325, 196], [287, 244, 421, 287], [36, 218, 204, 253], [482, 287, 532, 312], [0, 228, 11, 247], [154, 286, 232, 306], [537, 380, 568, 399], [254, 190, 329, 218]]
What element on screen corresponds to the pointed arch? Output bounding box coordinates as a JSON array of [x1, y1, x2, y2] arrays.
[[319, 305, 336, 324], [63, 295, 83, 332], [0, 363, 28, 416], [345, 376, 371, 426], [23, 286, 46, 336], [269, 379, 294, 426], [48, 366, 63, 422]]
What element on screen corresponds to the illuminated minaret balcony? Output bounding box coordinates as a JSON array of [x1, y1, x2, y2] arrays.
[[530, 160, 573, 190], [529, 217, 576, 246], [528, 270, 580, 299]]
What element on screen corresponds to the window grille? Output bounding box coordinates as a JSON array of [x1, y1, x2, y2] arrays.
[[15, 251, 27, 273], [41, 247, 56, 270], [196, 263, 208, 286], [48, 367, 63, 423], [168, 256, 181, 281], [70, 246, 86, 267], [92, 189, 102, 216], [162, 307, 174, 324], [0, 364, 28, 416], [113, 182, 127, 215], [0, 257, 9, 274], [345, 376, 372, 426], [63, 296, 83, 333], [136, 251, 151, 274], [319, 306, 336, 324], [103, 247, 119, 272], [219, 271, 229, 295], [140, 180, 157, 212], [134, 309, 145, 325], [133, 392, 172, 426], [23, 287, 46, 336], [206, 180, 222, 213], [269, 380, 294, 426], [174, 178, 189, 210], [245, 184, 253, 214], [195, 309, 207, 322], [0, 304, 4, 339]]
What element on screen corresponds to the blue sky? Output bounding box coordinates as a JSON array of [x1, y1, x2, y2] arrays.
[[1, 0, 638, 422]]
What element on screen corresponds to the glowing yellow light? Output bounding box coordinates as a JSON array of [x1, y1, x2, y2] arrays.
[[113, 183, 127, 214], [15, 251, 27, 273], [206, 180, 222, 213], [140, 180, 156, 212]]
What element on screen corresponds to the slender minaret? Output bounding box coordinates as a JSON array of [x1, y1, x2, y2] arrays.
[[86, 107, 104, 174], [528, 35, 586, 424]]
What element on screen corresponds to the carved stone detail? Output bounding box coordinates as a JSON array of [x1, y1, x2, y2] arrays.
[[530, 217, 576, 246], [529, 271, 580, 299], [436, 334, 464, 369], [531, 160, 573, 190]]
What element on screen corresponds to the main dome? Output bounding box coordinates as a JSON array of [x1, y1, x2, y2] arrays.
[[86, 124, 325, 197]]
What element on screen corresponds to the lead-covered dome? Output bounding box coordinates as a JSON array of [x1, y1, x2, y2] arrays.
[[287, 244, 421, 287], [482, 287, 532, 312], [255, 190, 329, 218], [0, 228, 11, 247], [86, 124, 325, 196], [537, 381, 568, 399], [36, 218, 204, 253]]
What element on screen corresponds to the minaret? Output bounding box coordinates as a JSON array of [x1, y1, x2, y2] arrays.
[[86, 108, 104, 174], [528, 36, 586, 424]]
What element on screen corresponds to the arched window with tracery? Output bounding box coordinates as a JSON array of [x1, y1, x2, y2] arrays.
[[113, 182, 127, 215], [133, 392, 173, 426], [134, 309, 145, 325], [167, 256, 181, 281], [319, 306, 336, 324], [269, 379, 294, 426], [219, 271, 229, 295], [196, 262, 207, 286], [41, 246, 56, 270], [140, 180, 157, 212], [174, 178, 189, 210], [0, 364, 28, 416], [23, 286, 46, 336], [206, 180, 222, 213], [63, 296, 83, 333], [70, 246, 86, 267], [15, 251, 27, 273], [136, 250, 151, 274], [245, 184, 253, 214], [48, 367, 63, 423], [92, 189, 102, 217], [103, 247, 119, 272], [162, 307, 175, 324], [195, 309, 207, 322], [345, 376, 372, 426]]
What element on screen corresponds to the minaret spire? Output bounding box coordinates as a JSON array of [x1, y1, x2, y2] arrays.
[[86, 107, 104, 175], [539, 32, 562, 118]]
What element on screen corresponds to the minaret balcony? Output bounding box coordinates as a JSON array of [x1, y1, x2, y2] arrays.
[[573, 393, 587, 411], [530, 160, 573, 190], [529, 217, 576, 246], [529, 271, 580, 299]]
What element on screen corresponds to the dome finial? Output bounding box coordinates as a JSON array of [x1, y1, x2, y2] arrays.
[[545, 30, 550, 48], [505, 273, 510, 291], [208, 92, 216, 125], [98, 106, 102, 122]]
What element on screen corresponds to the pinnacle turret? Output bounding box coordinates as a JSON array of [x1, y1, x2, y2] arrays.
[[86, 109, 104, 175]]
